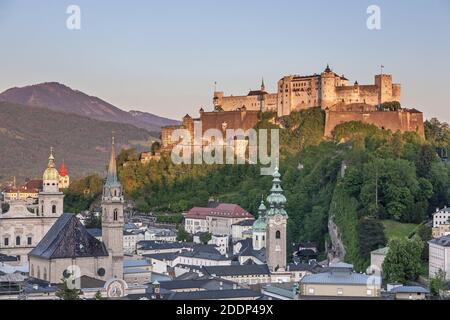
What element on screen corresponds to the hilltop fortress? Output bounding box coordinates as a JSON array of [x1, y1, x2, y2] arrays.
[[213, 65, 402, 116], [161, 66, 424, 150]]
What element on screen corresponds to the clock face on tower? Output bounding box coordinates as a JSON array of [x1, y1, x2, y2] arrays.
[[275, 215, 282, 224], [106, 280, 126, 298]]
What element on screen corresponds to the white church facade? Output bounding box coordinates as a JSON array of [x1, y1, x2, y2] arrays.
[[0, 148, 64, 262]]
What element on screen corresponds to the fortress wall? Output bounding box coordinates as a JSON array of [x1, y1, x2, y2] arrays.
[[324, 110, 425, 138], [220, 95, 259, 111]]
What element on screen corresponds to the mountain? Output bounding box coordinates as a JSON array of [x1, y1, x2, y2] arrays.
[[0, 101, 156, 183], [0, 82, 179, 133]]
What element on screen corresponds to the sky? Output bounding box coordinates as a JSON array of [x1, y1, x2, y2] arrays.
[[0, 0, 449, 122]]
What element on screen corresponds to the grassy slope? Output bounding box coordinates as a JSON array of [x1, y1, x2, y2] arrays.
[[381, 220, 419, 241]]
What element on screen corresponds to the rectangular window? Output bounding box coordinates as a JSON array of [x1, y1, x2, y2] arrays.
[[27, 237, 32, 245], [367, 289, 373, 296], [308, 288, 315, 295], [337, 288, 343, 295], [4, 238, 9, 246]]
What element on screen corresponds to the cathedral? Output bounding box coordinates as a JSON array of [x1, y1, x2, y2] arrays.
[[0, 148, 64, 262], [28, 136, 125, 287]]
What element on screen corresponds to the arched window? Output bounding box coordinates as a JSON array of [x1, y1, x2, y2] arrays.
[[52, 205, 56, 214], [16, 236, 21, 246], [113, 209, 118, 221], [276, 230, 281, 239]]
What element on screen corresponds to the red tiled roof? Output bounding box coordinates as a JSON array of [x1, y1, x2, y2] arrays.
[[185, 203, 253, 219]]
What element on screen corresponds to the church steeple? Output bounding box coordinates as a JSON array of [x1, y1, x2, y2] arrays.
[[101, 134, 124, 280], [261, 78, 266, 92], [106, 135, 118, 187], [265, 167, 288, 272], [266, 167, 287, 214]]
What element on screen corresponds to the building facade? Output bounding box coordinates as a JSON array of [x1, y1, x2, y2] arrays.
[[184, 203, 254, 236], [299, 262, 381, 299], [428, 235, 450, 281], [58, 161, 70, 189], [0, 149, 63, 262], [214, 66, 401, 117]]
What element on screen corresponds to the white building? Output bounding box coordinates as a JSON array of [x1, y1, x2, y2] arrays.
[[231, 219, 254, 240], [369, 247, 389, 275], [0, 148, 64, 263], [184, 203, 254, 236], [144, 228, 176, 242], [428, 235, 450, 281], [123, 231, 138, 254], [208, 235, 229, 255], [433, 207, 450, 227]]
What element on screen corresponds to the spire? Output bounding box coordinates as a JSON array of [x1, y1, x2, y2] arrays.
[[261, 77, 266, 91], [324, 64, 332, 73], [258, 195, 267, 213], [48, 147, 55, 168], [266, 167, 287, 214], [106, 134, 118, 186]]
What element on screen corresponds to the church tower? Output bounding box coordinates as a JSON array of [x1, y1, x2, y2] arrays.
[[101, 136, 124, 280], [39, 147, 64, 217], [266, 167, 288, 272], [252, 198, 267, 251]]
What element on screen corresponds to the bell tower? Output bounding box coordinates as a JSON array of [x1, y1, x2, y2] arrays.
[[101, 135, 124, 279], [266, 167, 288, 272], [39, 147, 64, 217]]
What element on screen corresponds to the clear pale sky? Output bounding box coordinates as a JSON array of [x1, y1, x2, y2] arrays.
[[0, 0, 449, 122]]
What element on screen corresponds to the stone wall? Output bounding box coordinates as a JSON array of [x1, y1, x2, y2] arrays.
[[324, 109, 424, 138]]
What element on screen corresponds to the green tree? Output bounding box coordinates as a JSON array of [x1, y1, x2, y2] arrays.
[[94, 290, 105, 300], [176, 225, 190, 242], [416, 144, 438, 178], [84, 213, 101, 229], [382, 238, 424, 283], [55, 278, 81, 300], [199, 232, 212, 244], [381, 101, 401, 111], [429, 269, 447, 298], [357, 217, 387, 262]]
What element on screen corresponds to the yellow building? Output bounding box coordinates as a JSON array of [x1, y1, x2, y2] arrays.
[[299, 262, 381, 299]]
